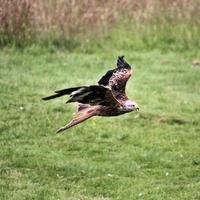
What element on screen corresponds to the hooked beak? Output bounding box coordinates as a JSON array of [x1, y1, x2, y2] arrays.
[[134, 104, 139, 111]]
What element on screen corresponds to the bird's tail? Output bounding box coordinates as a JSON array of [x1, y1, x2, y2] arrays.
[[42, 86, 87, 100], [56, 106, 98, 133]]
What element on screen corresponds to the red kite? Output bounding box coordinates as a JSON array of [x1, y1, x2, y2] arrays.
[[42, 56, 139, 133]]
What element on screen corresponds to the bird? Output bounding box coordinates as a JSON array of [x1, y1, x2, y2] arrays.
[[42, 56, 139, 133]]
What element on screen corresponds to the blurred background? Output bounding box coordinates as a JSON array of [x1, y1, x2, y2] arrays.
[[1, 1, 200, 200], [0, 0, 199, 51]]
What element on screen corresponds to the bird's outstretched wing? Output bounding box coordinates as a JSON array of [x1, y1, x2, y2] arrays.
[[67, 85, 121, 107], [98, 56, 132, 101], [42, 85, 121, 107]]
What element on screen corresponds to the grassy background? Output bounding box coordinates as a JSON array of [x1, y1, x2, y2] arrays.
[[0, 48, 200, 200], [1, 0, 200, 199], [0, 0, 200, 51]]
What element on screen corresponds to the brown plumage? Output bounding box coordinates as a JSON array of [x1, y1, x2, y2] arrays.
[[42, 56, 139, 133]]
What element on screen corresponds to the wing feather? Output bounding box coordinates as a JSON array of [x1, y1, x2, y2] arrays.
[[67, 85, 121, 107], [98, 56, 132, 101]]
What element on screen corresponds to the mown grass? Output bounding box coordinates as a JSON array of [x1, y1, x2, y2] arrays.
[[0, 46, 200, 199]]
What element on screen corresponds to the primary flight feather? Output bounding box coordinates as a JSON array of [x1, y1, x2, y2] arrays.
[[42, 56, 139, 133]]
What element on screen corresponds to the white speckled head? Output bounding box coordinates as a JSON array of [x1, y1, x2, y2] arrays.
[[125, 100, 139, 111]]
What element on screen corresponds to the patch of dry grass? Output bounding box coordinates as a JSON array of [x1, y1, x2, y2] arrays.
[[0, 0, 199, 49]]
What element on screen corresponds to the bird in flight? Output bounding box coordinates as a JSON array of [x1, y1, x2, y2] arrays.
[[42, 56, 139, 133]]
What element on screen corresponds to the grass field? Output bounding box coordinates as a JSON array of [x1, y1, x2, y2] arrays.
[[0, 46, 200, 200]]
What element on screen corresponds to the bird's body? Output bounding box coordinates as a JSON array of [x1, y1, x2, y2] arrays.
[[42, 56, 139, 133]]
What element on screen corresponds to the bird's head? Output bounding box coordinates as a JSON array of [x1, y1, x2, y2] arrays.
[[124, 100, 139, 112]]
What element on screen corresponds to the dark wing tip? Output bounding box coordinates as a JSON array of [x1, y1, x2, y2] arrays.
[[117, 56, 131, 69], [118, 55, 124, 60]]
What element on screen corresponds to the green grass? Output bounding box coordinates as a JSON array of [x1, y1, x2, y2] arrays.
[[0, 46, 200, 200]]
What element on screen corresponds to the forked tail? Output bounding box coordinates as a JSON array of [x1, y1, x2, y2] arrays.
[[56, 106, 98, 133]]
